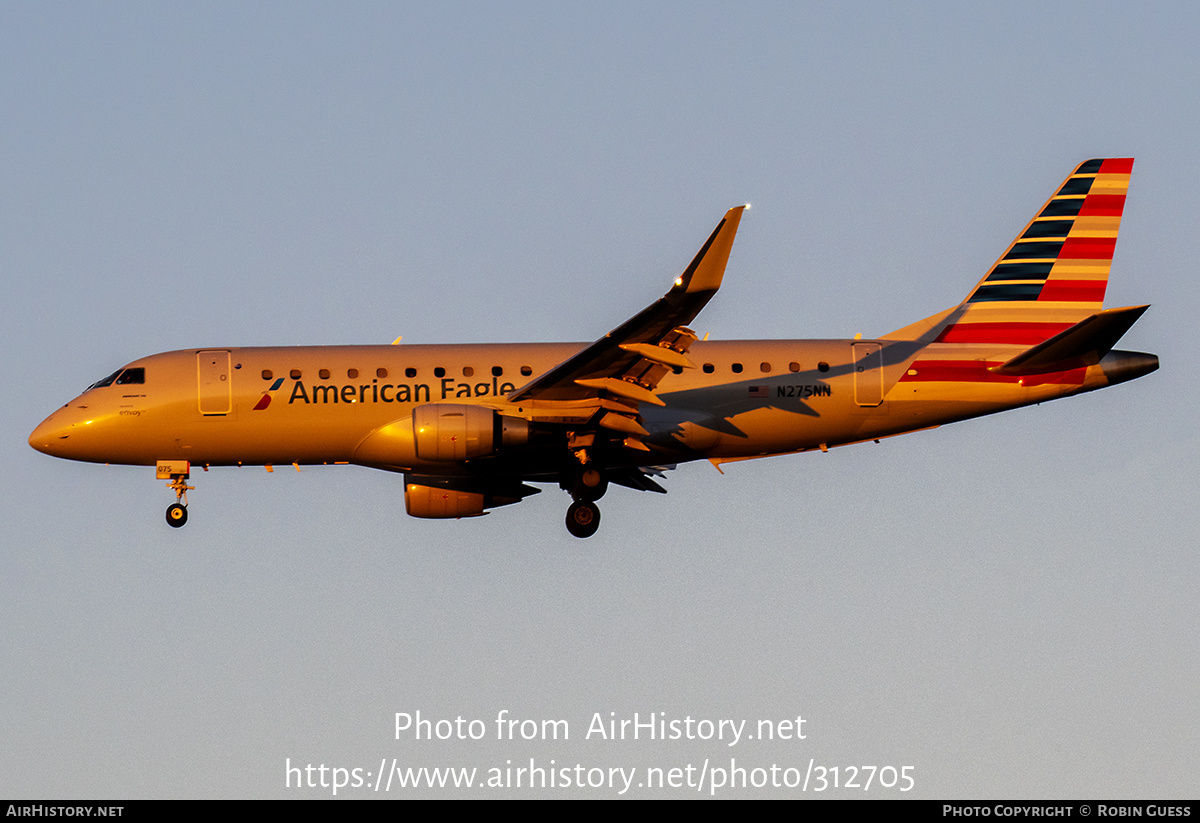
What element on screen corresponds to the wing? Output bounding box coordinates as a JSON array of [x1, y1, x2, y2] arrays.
[[504, 206, 746, 448]]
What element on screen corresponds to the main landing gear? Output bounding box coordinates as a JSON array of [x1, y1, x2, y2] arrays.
[[566, 499, 600, 539], [564, 463, 607, 538], [157, 460, 193, 529]]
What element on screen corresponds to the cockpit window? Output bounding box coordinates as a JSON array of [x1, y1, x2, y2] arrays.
[[115, 367, 145, 385], [86, 369, 123, 391], [86, 367, 145, 391]]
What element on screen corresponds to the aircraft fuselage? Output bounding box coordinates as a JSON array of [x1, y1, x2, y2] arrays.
[[29, 339, 1154, 472]]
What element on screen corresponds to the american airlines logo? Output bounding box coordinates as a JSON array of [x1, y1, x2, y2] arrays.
[[252, 377, 285, 410]]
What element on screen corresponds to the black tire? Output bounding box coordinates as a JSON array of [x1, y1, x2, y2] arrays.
[[565, 500, 600, 538], [166, 503, 188, 528]]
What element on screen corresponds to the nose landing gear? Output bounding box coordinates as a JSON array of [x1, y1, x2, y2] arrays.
[[166, 502, 188, 527], [157, 460, 193, 529]]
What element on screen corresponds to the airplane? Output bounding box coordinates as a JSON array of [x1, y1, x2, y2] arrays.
[[29, 158, 1158, 538]]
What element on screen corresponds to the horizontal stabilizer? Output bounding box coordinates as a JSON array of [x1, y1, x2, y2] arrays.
[[991, 305, 1149, 376]]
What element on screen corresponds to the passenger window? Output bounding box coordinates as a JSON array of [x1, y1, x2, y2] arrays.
[[115, 367, 145, 385], [703, 363, 714, 374], [377, 368, 388, 378], [732, 363, 743, 374], [347, 368, 359, 379], [405, 367, 416, 378], [434, 367, 445, 378], [463, 366, 474, 377], [818, 362, 830, 373], [759, 362, 771, 373], [492, 366, 503, 376], [319, 369, 330, 380], [789, 362, 800, 373], [262, 369, 273, 380], [520, 365, 532, 376], [290, 369, 302, 379]]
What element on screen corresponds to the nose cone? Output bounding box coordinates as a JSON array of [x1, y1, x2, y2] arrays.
[[29, 408, 73, 455], [29, 402, 103, 460]]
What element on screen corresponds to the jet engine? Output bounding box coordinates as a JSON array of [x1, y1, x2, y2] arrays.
[[413, 403, 529, 460], [353, 403, 531, 469], [404, 474, 540, 518]]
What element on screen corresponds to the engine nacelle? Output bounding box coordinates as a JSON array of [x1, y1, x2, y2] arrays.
[[353, 403, 530, 468], [405, 483, 488, 518], [413, 403, 529, 461], [403, 474, 539, 518]]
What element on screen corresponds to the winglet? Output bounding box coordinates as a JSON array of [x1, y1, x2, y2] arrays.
[[671, 205, 747, 295]]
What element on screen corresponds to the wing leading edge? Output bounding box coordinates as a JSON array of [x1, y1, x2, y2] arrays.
[[508, 205, 746, 407], [503, 206, 745, 452]]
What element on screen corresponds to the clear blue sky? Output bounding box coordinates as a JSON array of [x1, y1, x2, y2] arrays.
[[2, 1, 1195, 797]]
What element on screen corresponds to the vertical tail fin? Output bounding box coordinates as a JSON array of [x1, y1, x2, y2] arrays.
[[965, 158, 1132, 308], [886, 159, 1133, 344]]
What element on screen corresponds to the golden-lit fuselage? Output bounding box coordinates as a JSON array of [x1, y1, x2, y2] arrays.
[[28, 338, 1134, 474]]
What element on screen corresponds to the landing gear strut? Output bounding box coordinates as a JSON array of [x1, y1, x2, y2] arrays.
[[563, 459, 605, 538], [157, 460, 193, 529]]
